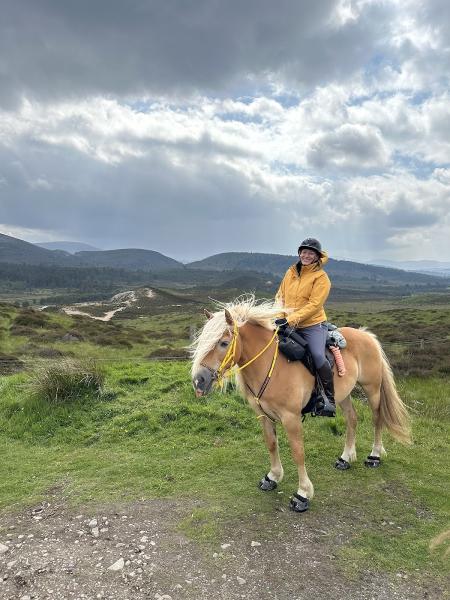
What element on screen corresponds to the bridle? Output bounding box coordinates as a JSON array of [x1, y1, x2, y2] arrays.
[[200, 321, 280, 415]]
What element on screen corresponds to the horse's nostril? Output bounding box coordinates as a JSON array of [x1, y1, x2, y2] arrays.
[[193, 375, 206, 389]]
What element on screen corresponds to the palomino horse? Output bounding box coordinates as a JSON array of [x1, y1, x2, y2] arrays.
[[190, 296, 411, 512]]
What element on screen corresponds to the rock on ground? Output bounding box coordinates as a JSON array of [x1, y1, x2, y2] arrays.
[[0, 495, 447, 600]]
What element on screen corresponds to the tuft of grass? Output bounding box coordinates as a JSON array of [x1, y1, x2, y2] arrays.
[[29, 359, 105, 404]]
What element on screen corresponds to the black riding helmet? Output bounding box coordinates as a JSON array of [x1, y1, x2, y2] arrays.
[[298, 238, 324, 257]]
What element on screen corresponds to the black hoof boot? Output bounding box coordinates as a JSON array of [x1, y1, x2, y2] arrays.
[[364, 455, 381, 468], [335, 457, 351, 470], [259, 474, 277, 491], [289, 493, 309, 512]]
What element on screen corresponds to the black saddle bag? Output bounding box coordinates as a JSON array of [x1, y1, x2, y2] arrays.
[[278, 327, 308, 362]]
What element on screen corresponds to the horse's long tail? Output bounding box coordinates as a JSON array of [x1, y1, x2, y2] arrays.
[[378, 341, 412, 445]]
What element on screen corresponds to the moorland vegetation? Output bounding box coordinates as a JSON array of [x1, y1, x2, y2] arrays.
[[0, 284, 449, 583]]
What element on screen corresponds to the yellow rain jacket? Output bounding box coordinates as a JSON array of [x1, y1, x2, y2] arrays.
[[276, 252, 331, 328]]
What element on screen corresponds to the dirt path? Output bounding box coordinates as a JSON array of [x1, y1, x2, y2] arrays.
[[60, 289, 154, 322], [0, 493, 445, 600]]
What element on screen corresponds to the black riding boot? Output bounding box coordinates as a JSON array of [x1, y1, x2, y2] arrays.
[[315, 362, 336, 417]]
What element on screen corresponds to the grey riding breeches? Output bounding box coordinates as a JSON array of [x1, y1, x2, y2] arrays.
[[296, 322, 328, 369]]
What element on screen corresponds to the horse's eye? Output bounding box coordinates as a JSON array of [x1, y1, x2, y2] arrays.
[[219, 340, 229, 348]]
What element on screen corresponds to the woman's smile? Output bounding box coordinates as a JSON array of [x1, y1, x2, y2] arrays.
[[299, 249, 318, 265]]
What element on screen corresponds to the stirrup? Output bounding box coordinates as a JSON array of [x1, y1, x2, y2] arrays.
[[314, 397, 336, 417]]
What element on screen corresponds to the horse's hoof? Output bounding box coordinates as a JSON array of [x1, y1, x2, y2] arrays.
[[289, 493, 309, 512], [335, 457, 351, 470], [364, 455, 381, 468], [259, 475, 277, 491]]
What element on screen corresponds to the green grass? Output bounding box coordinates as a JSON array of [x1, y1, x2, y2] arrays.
[[0, 297, 449, 584], [0, 361, 449, 581]]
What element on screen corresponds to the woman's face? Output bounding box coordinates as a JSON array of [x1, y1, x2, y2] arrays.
[[299, 248, 319, 265]]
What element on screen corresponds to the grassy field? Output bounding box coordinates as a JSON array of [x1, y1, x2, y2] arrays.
[[0, 292, 449, 585]]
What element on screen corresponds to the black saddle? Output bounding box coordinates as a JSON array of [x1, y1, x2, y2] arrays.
[[278, 326, 336, 417]]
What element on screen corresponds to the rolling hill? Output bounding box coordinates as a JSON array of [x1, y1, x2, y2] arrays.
[[0, 234, 182, 271], [186, 252, 449, 288], [74, 249, 183, 271], [0, 233, 448, 296], [0, 233, 76, 265]]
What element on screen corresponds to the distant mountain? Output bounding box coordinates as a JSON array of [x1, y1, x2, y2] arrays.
[[186, 252, 449, 287], [1, 232, 448, 291], [370, 259, 450, 278], [0, 234, 182, 271], [187, 252, 294, 275], [0, 232, 77, 265], [36, 241, 101, 253], [74, 249, 183, 271]]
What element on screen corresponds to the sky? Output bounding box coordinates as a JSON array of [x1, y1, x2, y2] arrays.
[[0, 0, 449, 263]]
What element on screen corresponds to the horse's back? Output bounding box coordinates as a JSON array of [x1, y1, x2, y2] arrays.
[[339, 326, 381, 354]]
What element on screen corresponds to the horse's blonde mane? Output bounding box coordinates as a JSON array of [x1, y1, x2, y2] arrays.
[[190, 294, 282, 376]]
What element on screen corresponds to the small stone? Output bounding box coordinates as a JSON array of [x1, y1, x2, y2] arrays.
[[251, 541, 261, 547], [212, 552, 219, 558], [0, 543, 9, 555], [88, 519, 98, 528], [7, 560, 17, 568], [221, 543, 231, 549], [237, 576, 246, 585], [92, 527, 99, 538], [108, 558, 124, 571], [100, 528, 108, 533], [140, 536, 148, 543]]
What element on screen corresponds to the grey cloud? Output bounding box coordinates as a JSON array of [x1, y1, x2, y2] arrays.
[[2, 128, 449, 262], [0, 139, 317, 260], [388, 196, 440, 228], [306, 124, 388, 170], [1, 0, 399, 108]]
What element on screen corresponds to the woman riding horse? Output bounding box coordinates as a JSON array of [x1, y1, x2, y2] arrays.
[[275, 238, 335, 417], [191, 294, 410, 512]]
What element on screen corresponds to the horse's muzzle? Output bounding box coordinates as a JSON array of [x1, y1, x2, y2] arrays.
[[192, 365, 216, 397]]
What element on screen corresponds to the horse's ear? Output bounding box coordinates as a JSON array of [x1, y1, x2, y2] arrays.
[[224, 309, 234, 326], [204, 309, 213, 320]]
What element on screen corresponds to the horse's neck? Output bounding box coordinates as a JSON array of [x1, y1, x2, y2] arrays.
[[238, 323, 274, 375]]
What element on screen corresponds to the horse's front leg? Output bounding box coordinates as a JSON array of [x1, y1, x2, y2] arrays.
[[258, 417, 284, 491], [282, 411, 314, 512]]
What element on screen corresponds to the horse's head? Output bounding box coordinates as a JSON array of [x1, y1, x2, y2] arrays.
[[191, 308, 242, 397]]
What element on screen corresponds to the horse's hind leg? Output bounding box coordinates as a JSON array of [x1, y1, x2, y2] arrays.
[[258, 417, 284, 491], [361, 382, 386, 467], [335, 395, 357, 470]]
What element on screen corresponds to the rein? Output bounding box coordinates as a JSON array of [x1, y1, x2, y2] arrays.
[[201, 322, 279, 421]]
